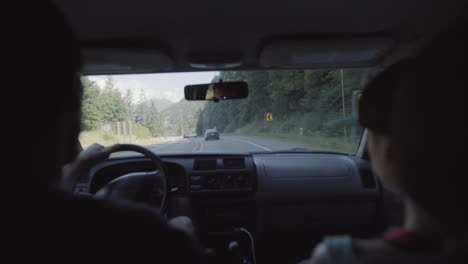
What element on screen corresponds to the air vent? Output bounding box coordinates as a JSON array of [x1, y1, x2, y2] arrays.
[[360, 169, 376, 189], [223, 158, 245, 169], [194, 159, 217, 170]]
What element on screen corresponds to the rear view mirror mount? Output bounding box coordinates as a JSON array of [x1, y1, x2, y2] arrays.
[[352, 90, 363, 120], [184, 80, 248, 102]]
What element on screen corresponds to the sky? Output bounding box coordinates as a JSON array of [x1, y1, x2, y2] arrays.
[[88, 71, 219, 103]]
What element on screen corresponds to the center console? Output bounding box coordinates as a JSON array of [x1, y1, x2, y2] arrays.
[[186, 156, 257, 264]]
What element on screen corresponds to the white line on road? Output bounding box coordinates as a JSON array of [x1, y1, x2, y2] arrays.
[[197, 140, 203, 152], [230, 138, 272, 151], [191, 140, 200, 152], [198, 139, 204, 152]]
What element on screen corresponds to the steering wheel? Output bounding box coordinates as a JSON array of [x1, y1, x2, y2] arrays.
[[94, 144, 168, 213]]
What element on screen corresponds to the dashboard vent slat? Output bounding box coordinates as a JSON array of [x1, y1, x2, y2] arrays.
[[194, 159, 217, 170]]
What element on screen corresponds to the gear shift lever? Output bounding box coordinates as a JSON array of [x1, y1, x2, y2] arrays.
[[228, 241, 250, 264]]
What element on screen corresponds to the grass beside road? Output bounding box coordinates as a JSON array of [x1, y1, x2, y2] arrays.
[[79, 130, 166, 149]]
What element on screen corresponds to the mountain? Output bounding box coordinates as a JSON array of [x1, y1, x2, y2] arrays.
[[152, 98, 175, 112], [161, 99, 206, 136]]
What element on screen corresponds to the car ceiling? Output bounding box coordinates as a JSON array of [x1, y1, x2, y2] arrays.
[[53, 0, 466, 73]]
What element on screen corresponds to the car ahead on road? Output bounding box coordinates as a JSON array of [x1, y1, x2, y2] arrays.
[[204, 129, 219, 141], [189, 132, 197, 138], [46, 0, 465, 263], [183, 133, 190, 138]]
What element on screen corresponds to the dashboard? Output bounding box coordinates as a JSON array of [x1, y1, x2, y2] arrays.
[[74, 152, 397, 264]]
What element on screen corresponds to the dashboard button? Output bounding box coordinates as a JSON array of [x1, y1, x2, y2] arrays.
[[190, 184, 201, 191], [206, 175, 217, 187], [191, 175, 202, 181]]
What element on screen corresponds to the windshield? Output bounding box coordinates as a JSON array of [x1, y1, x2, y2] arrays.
[[80, 69, 374, 155]]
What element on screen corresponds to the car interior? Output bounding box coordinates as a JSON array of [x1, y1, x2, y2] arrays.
[[51, 1, 466, 263]]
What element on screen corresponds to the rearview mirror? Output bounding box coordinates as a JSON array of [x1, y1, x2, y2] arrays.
[[184, 81, 248, 102]]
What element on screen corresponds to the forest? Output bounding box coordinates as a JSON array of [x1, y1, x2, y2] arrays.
[[80, 76, 164, 140], [196, 69, 376, 152]]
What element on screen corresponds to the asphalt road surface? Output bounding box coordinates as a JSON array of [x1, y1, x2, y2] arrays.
[[146, 135, 309, 153]]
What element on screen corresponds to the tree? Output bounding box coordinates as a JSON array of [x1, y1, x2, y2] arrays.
[[195, 109, 204, 136], [132, 89, 165, 137], [80, 77, 102, 131], [99, 76, 130, 123], [144, 101, 164, 137], [134, 89, 148, 125], [123, 88, 134, 119]]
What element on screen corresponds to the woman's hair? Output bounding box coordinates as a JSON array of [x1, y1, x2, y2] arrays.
[[359, 17, 468, 239], [358, 58, 415, 135]]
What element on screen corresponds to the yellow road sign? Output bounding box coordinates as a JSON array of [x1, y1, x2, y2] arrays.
[[265, 113, 273, 121]]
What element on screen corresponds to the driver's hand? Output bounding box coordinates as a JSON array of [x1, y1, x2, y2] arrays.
[[169, 216, 195, 238], [61, 143, 121, 192]]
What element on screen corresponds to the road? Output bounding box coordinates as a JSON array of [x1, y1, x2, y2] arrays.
[[146, 135, 309, 153]]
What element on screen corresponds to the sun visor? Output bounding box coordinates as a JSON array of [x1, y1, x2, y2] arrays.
[[259, 37, 394, 68], [82, 48, 174, 75]]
